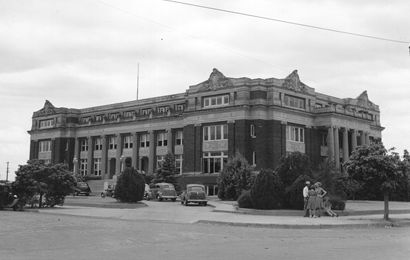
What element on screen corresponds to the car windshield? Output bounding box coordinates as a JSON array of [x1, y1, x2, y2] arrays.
[[188, 186, 204, 192], [160, 184, 175, 190], [77, 183, 88, 187]]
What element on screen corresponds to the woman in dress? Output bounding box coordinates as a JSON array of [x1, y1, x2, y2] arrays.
[[314, 182, 327, 217], [306, 186, 318, 218]]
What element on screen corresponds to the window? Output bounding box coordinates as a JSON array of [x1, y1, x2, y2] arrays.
[[140, 134, 149, 148], [321, 133, 328, 146], [203, 152, 228, 174], [108, 113, 119, 121], [93, 158, 101, 176], [94, 137, 102, 151], [175, 154, 182, 174], [108, 136, 117, 150], [203, 125, 228, 141], [156, 155, 165, 168], [175, 104, 185, 111], [252, 151, 256, 166], [80, 139, 88, 152], [157, 106, 169, 113], [124, 135, 133, 149], [80, 159, 87, 176], [203, 94, 229, 108], [284, 94, 305, 109], [250, 124, 256, 138], [95, 115, 103, 122], [39, 119, 54, 129], [39, 140, 51, 152], [123, 111, 133, 118], [157, 132, 168, 147], [175, 130, 183, 145], [80, 117, 91, 124], [141, 109, 151, 116], [287, 126, 305, 143]]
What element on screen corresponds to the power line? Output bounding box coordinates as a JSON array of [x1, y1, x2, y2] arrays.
[[161, 0, 409, 45]]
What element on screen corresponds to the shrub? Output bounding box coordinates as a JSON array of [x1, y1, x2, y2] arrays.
[[284, 174, 312, 209], [217, 154, 254, 200], [250, 169, 284, 209], [237, 190, 253, 209], [114, 159, 145, 202], [276, 152, 313, 188]]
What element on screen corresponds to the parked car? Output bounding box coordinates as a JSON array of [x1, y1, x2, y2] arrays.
[[0, 182, 21, 211], [73, 182, 91, 196], [180, 184, 207, 206], [150, 183, 177, 201]]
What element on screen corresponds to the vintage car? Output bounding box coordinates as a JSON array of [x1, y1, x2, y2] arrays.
[[150, 182, 177, 201], [0, 182, 20, 211], [73, 182, 91, 196], [180, 184, 207, 206]]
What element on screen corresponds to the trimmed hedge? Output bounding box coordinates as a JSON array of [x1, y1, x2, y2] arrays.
[[250, 169, 284, 209], [237, 190, 253, 209]]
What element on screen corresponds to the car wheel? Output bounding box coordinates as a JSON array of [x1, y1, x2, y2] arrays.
[[171, 198, 176, 202]]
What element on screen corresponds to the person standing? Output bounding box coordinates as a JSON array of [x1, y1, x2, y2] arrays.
[[314, 182, 327, 217], [303, 181, 310, 217]]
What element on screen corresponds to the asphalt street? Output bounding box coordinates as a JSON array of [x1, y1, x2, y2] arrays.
[[1, 199, 410, 260]]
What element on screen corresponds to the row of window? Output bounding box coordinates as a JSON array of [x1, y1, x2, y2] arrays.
[[79, 131, 184, 152], [80, 104, 186, 124], [39, 119, 54, 129]]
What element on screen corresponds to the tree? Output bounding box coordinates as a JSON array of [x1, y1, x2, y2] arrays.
[[114, 158, 145, 202], [250, 169, 284, 209], [276, 152, 313, 188], [13, 160, 75, 207], [276, 152, 313, 208], [344, 144, 404, 220], [153, 153, 179, 191], [217, 154, 254, 200]]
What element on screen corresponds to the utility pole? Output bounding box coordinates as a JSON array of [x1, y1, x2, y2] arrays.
[[136, 62, 140, 101], [6, 161, 9, 182]]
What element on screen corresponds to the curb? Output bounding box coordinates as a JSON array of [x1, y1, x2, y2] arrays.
[[195, 219, 410, 229]]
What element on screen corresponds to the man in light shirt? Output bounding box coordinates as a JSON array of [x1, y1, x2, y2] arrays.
[[303, 181, 310, 217]]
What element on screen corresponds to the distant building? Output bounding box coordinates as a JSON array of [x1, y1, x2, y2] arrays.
[[28, 69, 383, 195]]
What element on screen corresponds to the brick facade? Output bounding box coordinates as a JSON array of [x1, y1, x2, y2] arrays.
[[28, 69, 383, 192]]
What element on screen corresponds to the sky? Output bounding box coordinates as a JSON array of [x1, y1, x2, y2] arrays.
[[0, 0, 409, 181]]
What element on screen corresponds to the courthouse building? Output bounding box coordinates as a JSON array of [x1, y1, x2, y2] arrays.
[[28, 69, 383, 194]]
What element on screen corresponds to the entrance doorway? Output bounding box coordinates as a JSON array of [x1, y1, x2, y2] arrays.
[[140, 157, 149, 174], [109, 158, 116, 179]]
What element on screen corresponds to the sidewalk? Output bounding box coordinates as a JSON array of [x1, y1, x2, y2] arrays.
[[37, 197, 410, 229], [205, 199, 410, 228]]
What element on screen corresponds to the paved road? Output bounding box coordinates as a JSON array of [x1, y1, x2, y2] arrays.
[[1, 201, 410, 260]]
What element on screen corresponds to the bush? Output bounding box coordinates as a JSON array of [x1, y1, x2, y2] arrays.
[[217, 154, 254, 200], [276, 152, 313, 188], [114, 159, 145, 202], [250, 169, 284, 209], [237, 190, 253, 209], [284, 174, 312, 209]]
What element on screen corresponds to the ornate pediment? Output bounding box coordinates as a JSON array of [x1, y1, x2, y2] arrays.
[[356, 91, 376, 109], [37, 100, 56, 116], [282, 70, 308, 93], [197, 68, 232, 92]]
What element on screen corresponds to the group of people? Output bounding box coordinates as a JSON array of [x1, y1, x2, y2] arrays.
[[303, 181, 338, 218]]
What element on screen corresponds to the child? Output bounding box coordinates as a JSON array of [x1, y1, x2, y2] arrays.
[[323, 197, 338, 217]]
